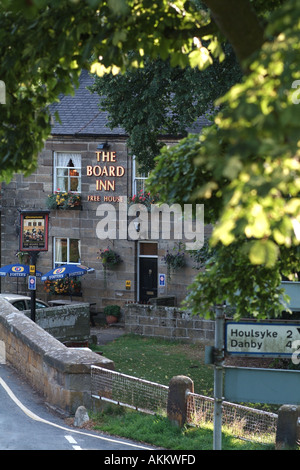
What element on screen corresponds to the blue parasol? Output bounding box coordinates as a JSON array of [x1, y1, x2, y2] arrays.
[[0, 263, 42, 277], [41, 264, 94, 281]]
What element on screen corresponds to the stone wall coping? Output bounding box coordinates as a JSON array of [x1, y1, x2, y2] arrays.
[[0, 298, 114, 373], [125, 303, 189, 313], [31, 302, 91, 313]]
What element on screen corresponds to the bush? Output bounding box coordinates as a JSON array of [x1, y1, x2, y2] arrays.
[[103, 305, 121, 319]]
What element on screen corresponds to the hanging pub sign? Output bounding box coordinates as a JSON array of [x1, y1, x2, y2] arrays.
[[19, 210, 49, 252]]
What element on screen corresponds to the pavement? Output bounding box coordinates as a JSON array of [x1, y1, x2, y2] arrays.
[[90, 324, 125, 345]]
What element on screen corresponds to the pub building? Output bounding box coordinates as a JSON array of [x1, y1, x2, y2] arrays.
[[0, 70, 211, 312]]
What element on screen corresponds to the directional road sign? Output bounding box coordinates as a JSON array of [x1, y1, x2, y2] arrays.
[[225, 321, 300, 357]]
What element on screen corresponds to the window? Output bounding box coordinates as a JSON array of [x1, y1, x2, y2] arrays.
[[54, 238, 81, 266], [132, 156, 148, 195], [54, 152, 81, 193], [139, 242, 158, 256], [12, 300, 26, 311]]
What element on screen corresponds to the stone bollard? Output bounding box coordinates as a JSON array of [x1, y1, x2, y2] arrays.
[[167, 375, 194, 427], [275, 405, 300, 450], [74, 406, 90, 427]]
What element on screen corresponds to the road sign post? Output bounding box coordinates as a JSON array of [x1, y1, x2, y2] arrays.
[[213, 306, 225, 451], [29, 254, 37, 323], [18, 209, 49, 323]]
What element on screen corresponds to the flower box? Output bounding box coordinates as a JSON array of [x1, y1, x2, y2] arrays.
[[44, 278, 82, 295], [46, 192, 81, 210]]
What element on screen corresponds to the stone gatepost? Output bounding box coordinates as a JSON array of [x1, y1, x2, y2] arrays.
[[276, 405, 300, 450], [167, 375, 194, 427]]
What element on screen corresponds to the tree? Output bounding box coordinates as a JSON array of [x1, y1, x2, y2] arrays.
[[0, 0, 299, 318], [0, 0, 263, 179], [90, 46, 242, 172], [147, 0, 300, 318]]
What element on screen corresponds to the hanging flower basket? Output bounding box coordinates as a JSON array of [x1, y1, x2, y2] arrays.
[[15, 250, 32, 265], [97, 247, 122, 286], [128, 190, 159, 212], [162, 243, 186, 281], [46, 191, 81, 210]]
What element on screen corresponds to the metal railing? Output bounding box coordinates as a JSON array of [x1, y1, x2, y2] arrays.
[[91, 365, 277, 443], [186, 392, 277, 441], [91, 365, 169, 414]]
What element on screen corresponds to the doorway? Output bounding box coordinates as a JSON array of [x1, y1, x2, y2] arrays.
[[138, 242, 158, 303]]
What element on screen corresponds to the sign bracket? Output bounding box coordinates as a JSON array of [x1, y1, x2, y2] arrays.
[[18, 210, 49, 322]]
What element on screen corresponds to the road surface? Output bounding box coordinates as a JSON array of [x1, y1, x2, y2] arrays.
[[0, 363, 155, 451]]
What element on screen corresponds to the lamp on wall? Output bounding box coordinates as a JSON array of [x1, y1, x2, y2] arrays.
[[134, 221, 141, 232], [97, 142, 110, 150]]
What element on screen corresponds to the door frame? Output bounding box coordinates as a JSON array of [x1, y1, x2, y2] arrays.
[[137, 241, 158, 303]]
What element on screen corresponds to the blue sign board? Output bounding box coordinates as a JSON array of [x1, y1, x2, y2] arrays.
[[224, 366, 300, 405], [159, 274, 166, 287], [28, 275, 36, 291]]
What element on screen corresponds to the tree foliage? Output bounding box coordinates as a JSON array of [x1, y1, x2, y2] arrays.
[[90, 46, 241, 172], [0, 0, 299, 319], [147, 0, 300, 318], [0, 0, 246, 179]]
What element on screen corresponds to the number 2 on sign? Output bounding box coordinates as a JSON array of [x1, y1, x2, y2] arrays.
[[286, 330, 293, 349]]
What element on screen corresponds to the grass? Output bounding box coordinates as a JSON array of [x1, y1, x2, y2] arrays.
[[91, 406, 272, 451], [94, 333, 214, 395], [90, 333, 275, 450]]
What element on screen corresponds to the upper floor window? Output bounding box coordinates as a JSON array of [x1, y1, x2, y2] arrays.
[[54, 152, 81, 193], [132, 156, 148, 196]]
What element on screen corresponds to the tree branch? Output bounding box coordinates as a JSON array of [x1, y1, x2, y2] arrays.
[[163, 21, 218, 43], [203, 0, 265, 66]]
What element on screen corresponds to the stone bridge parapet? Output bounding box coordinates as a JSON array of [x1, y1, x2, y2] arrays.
[[0, 298, 114, 415]]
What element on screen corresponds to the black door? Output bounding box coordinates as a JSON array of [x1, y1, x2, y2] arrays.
[[139, 257, 158, 303]]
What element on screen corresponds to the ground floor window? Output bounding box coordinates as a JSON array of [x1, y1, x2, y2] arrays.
[[54, 237, 81, 266]]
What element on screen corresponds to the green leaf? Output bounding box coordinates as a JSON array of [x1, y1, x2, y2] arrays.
[[249, 240, 279, 267]]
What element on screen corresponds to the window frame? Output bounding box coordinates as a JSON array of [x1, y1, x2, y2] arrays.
[[53, 152, 82, 194], [132, 156, 148, 196], [53, 237, 81, 267]]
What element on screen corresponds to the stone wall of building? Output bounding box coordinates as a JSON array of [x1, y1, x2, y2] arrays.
[[0, 298, 114, 414], [0, 135, 209, 312], [124, 303, 215, 345]]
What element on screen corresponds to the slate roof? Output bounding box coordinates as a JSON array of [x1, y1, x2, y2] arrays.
[[50, 69, 210, 137], [50, 69, 126, 136]]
